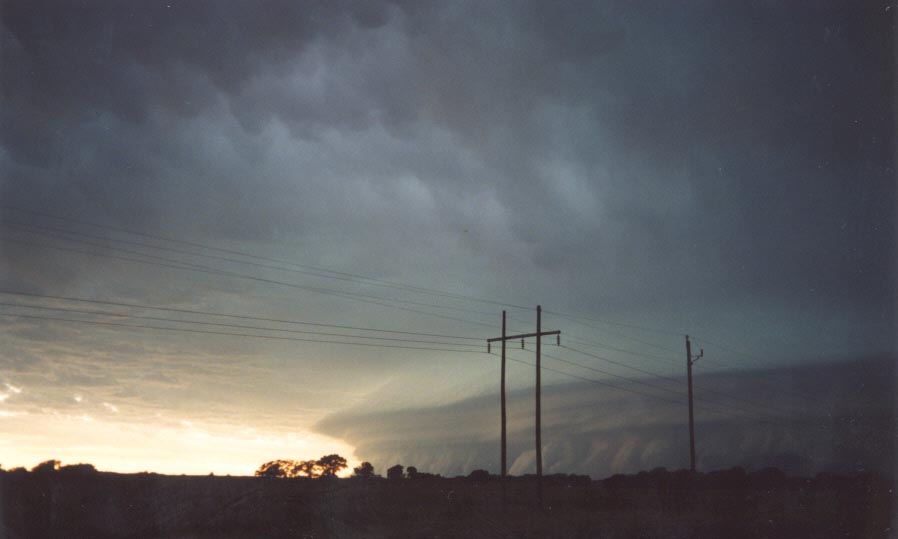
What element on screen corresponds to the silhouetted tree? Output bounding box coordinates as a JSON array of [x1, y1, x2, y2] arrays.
[[353, 461, 375, 479], [31, 459, 60, 473], [255, 460, 298, 478], [387, 464, 404, 480], [293, 459, 319, 478], [406, 466, 418, 479], [59, 463, 97, 475], [468, 469, 490, 481], [316, 454, 347, 477]]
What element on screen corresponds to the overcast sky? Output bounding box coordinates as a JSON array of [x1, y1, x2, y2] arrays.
[[0, 1, 895, 477]]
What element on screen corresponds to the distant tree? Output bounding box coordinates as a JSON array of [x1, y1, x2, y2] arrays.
[[387, 464, 404, 480], [352, 461, 375, 479], [31, 460, 60, 473], [255, 460, 298, 478], [60, 463, 97, 475], [316, 454, 347, 477], [468, 469, 490, 481], [406, 466, 418, 479], [293, 460, 320, 478]]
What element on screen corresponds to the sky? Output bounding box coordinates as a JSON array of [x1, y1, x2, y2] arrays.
[[0, 1, 895, 478]]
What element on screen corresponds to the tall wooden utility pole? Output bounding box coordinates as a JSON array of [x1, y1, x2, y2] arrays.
[[535, 305, 543, 506], [685, 335, 703, 473], [500, 310, 507, 509], [488, 306, 559, 510]]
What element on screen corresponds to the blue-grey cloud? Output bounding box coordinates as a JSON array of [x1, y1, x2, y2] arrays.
[[0, 1, 894, 474], [315, 357, 896, 478]]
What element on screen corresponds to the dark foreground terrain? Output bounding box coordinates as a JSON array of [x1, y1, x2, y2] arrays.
[[1, 467, 894, 538]]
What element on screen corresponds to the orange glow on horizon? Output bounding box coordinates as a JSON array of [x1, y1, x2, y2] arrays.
[[0, 411, 359, 477]]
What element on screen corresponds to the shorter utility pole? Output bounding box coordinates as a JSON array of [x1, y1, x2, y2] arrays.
[[685, 335, 703, 473], [488, 306, 560, 510]]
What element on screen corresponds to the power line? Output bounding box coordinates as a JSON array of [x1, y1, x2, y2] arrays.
[[4, 223, 504, 319], [1, 207, 533, 311], [533, 347, 687, 399], [544, 309, 684, 337], [2, 206, 840, 412], [530, 347, 795, 428], [560, 344, 684, 385], [560, 335, 682, 366], [0, 311, 485, 353], [547, 308, 824, 409], [489, 350, 684, 407], [494, 348, 793, 428], [547, 312, 683, 355], [5, 236, 510, 332], [4, 207, 713, 338], [0, 290, 483, 341], [687, 336, 827, 405], [0, 301, 484, 348], [560, 344, 799, 419], [7, 237, 823, 411]]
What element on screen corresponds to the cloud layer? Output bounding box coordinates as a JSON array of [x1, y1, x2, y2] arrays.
[[315, 358, 896, 478], [1, 1, 895, 473]]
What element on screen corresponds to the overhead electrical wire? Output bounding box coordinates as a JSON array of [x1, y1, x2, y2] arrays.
[[546, 312, 684, 355], [0, 302, 484, 348], [514, 347, 796, 428], [4, 236, 513, 333], [0, 311, 484, 354], [1, 207, 532, 310], [544, 308, 684, 337], [490, 349, 798, 429], [688, 336, 824, 404], [4, 239, 825, 409], [3, 206, 833, 410], [2, 222, 502, 319], [559, 335, 682, 366], [0, 290, 482, 341], [4, 207, 784, 363], [560, 344, 802, 419]]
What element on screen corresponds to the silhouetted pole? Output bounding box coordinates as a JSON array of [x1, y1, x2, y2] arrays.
[[685, 335, 703, 473], [487, 308, 560, 511], [501, 310, 507, 511], [536, 305, 543, 508], [686, 335, 695, 472]]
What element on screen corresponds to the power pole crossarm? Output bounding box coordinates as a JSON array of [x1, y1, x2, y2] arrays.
[[487, 330, 560, 343]]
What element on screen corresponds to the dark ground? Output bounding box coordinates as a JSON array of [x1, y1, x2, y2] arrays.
[[1, 467, 894, 538]]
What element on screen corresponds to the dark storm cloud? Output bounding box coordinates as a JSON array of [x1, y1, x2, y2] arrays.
[[315, 357, 896, 478], [1, 1, 895, 353]]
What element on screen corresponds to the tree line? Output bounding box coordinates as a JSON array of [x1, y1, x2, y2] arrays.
[[253, 458, 446, 481], [254, 454, 347, 478]]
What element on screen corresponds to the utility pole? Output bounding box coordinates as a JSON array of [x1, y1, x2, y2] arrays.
[[488, 306, 560, 510], [685, 335, 703, 473], [501, 310, 507, 510], [535, 305, 542, 507]]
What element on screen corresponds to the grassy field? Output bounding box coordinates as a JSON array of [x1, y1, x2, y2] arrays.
[[1, 469, 893, 538]]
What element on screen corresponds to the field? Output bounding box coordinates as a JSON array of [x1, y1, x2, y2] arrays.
[[1, 469, 893, 538]]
